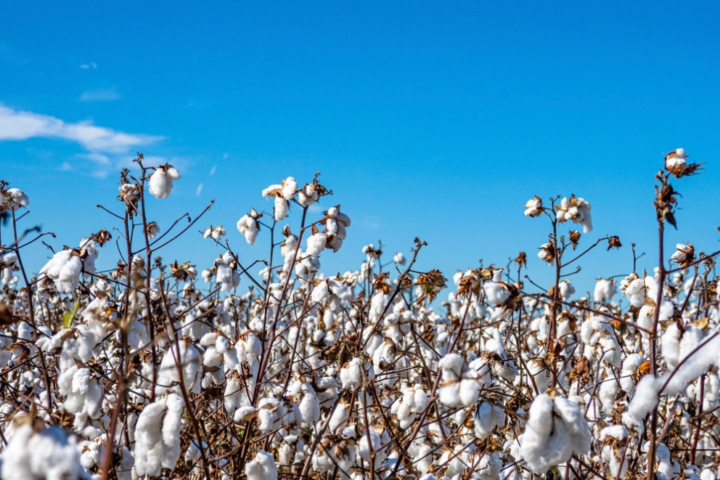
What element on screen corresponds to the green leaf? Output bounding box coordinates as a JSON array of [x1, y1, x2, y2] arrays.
[[63, 300, 81, 329]]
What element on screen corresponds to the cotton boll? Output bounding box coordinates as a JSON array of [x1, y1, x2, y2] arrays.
[[1, 424, 85, 480], [312, 280, 330, 304], [594, 278, 617, 303], [306, 233, 327, 257], [133, 400, 168, 477], [245, 449, 278, 480], [149, 165, 181, 199], [483, 270, 510, 306], [599, 375, 619, 415], [274, 196, 289, 221], [5, 187, 30, 211], [559, 280, 575, 300], [340, 357, 364, 391], [621, 354, 645, 395], [520, 394, 591, 474], [161, 393, 185, 469], [524, 196, 543, 217], [473, 451, 502, 480], [298, 384, 320, 427], [39, 249, 83, 293], [237, 213, 260, 246], [282, 177, 298, 200], [474, 401, 505, 439]]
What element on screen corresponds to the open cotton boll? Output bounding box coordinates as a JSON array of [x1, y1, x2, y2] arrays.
[[524, 196, 543, 217], [559, 280, 575, 300], [5, 187, 30, 211], [237, 214, 259, 245], [1, 424, 85, 480], [282, 177, 298, 200], [306, 233, 327, 257], [472, 451, 502, 480], [594, 278, 617, 303], [39, 249, 83, 293], [245, 449, 278, 480], [340, 357, 364, 391], [161, 393, 185, 469], [474, 401, 506, 439], [149, 165, 181, 199], [520, 393, 591, 474], [483, 270, 510, 306], [274, 196, 289, 221], [621, 354, 645, 395]]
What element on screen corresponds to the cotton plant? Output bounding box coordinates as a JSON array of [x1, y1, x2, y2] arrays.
[[0, 149, 719, 480]]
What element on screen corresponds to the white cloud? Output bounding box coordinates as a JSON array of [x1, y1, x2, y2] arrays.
[[80, 62, 97, 69], [209, 165, 216, 176], [0, 105, 165, 177], [80, 89, 120, 102], [0, 105, 161, 154], [196, 183, 204, 196]]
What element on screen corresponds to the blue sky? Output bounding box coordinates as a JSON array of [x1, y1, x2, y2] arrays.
[[2, 1, 720, 296]]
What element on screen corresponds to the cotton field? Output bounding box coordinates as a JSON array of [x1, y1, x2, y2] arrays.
[[0, 150, 719, 480]]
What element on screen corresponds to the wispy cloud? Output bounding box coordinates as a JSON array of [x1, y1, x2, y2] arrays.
[[0, 105, 164, 176], [80, 62, 97, 69], [0, 105, 161, 153], [80, 89, 120, 102], [196, 183, 204, 196]]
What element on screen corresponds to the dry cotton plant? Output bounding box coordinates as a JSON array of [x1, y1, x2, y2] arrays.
[[0, 149, 719, 480]]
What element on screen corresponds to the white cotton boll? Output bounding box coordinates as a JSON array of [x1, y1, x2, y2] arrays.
[[474, 401, 505, 439], [474, 451, 502, 480], [149, 166, 180, 199], [594, 278, 617, 303], [237, 214, 259, 246], [559, 280, 575, 300], [134, 401, 167, 477], [1, 424, 84, 480], [161, 393, 184, 469], [306, 233, 326, 257], [524, 197, 543, 217], [329, 402, 350, 432], [245, 449, 278, 480], [621, 354, 645, 395], [520, 394, 591, 474], [312, 281, 330, 303], [298, 385, 320, 426], [282, 177, 298, 200], [39, 249, 83, 293], [225, 377, 245, 415], [626, 374, 662, 423], [393, 252, 406, 265], [340, 357, 363, 391], [274, 196, 288, 221], [679, 325, 704, 364], [6, 188, 29, 210], [637, 305, 654, 338], [413, 388, 429, 413], [662, 324, 682, 370], [527, 360, 551, 393], [458, 378, 480, 407], [216, 336, 229, 354], [599, 377, 619, 415], [484, 271, 510, 306], [438, 353, 464, 381], [700, 470, 716, 480]]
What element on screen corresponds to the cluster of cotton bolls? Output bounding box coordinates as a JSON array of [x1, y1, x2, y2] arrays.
[[1, 150, 720, 480]]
